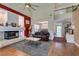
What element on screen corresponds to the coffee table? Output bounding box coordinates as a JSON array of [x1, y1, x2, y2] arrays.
[[25, 37, 41, 47], [25, 37, 40, 41]]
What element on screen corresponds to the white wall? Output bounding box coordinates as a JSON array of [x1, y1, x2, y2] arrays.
[[8, 11, 18, 24]]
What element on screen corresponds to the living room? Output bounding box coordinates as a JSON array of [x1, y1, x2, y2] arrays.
[[0, 3, 79, 56]]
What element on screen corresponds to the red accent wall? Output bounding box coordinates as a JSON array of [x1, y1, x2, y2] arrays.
[[24, 17, 31, 37], [0, 4, 31, 37]]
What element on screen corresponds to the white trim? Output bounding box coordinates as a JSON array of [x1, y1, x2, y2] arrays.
[[74, 43, 79, 47]]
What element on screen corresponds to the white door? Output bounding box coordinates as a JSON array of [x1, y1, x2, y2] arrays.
[[56, 25, 62, 37]]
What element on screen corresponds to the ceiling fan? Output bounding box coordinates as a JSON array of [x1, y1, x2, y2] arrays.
[[54, 4, 79, 12], [25, 3, 39, 11]]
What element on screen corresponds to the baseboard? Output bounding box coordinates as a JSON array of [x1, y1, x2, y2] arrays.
[[74, 43, 79, 47]]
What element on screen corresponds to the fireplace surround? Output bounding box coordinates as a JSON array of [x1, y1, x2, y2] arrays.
[[4, 31, 19, 39]]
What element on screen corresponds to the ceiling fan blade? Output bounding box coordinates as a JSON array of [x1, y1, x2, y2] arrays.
[[30, 6, 36, 10], [31, 4, 39, 7]]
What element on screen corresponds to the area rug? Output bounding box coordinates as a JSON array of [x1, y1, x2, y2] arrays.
[[10, 40, 51, 56]]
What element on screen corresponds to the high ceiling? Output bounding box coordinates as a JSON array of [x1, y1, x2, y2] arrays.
[[30, 3, 77, 23], [2, 3, 78, 22]]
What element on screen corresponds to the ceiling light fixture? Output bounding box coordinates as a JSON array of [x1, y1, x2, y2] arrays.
[[25, 5, 29, 8]]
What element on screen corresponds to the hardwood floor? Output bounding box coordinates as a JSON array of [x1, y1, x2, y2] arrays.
[[53, 37, 67, 42], [0, 41, 79, 56], [48, 41, 79, 56], [0, 46, 30, 56]]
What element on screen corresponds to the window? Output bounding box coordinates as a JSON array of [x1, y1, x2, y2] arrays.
[[40, 21, 48, 29], [18, 15, 24, 27], [0, 9, 8, 25], [18, 15, 24, 37], [34, 24, 40, 32]]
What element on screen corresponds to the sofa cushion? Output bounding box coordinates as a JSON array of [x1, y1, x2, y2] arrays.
[[35, 32, 40, 35]]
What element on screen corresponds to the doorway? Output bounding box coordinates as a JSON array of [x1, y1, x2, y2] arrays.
[[53, 25, 66, 42], [56, 25, 62, 37]]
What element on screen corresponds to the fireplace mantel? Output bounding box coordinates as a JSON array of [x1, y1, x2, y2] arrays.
[[0, 26, 23, 31]]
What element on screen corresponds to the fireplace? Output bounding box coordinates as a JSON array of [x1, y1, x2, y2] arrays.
[[4, 31, 19, 39]]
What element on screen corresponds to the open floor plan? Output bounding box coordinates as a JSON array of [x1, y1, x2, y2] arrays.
[[0, 3, 79, 56]]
